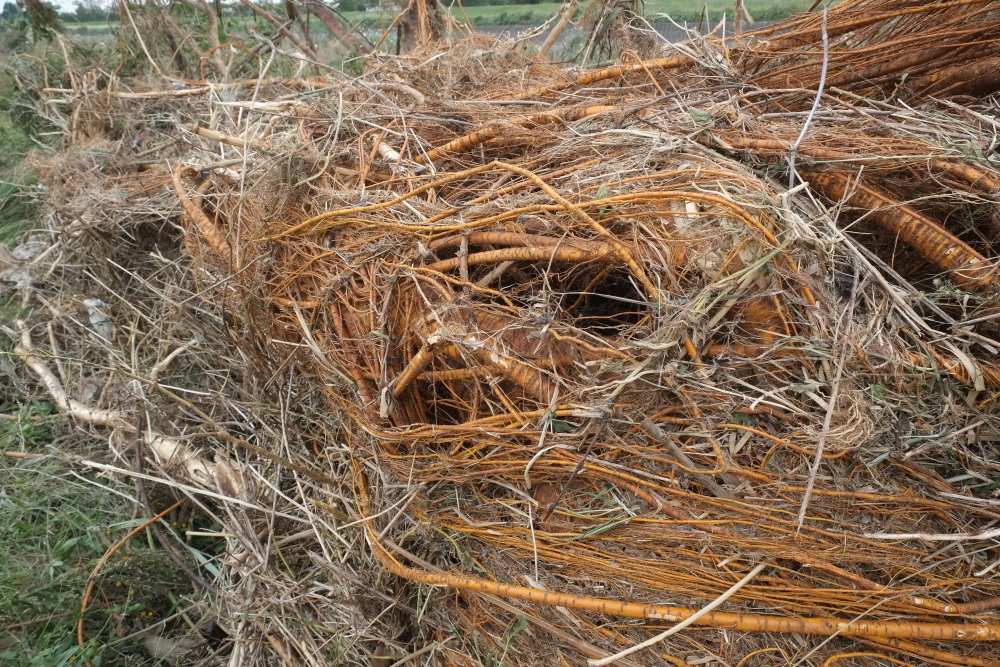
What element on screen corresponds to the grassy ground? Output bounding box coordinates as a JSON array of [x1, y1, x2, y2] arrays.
[[1, 415, 143, 665], [62, 22, 114, 35], [0, 114, 94, 664], [0, 409, 201, 665], [0, 71, 177, 667]]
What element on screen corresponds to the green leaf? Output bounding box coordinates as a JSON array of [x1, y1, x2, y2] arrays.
[[870, 384, 886, 400], [550, 420, 576, 433], [729, 412, 756, 427], [506, 615, 529, 642], [54, 536, 83, 557], [689, 108, 713, 125], [184, 544, 222, 580]]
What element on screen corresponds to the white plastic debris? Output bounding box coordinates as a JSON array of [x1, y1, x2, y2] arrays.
[[82, 298, 115, 340]]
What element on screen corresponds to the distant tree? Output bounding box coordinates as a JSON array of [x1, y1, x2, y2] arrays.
[[72, 0, 110, 22], [335, 0, 366, 12], [1, 1, 23, 20]]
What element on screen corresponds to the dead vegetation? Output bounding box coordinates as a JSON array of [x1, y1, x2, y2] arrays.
[[6, 0, 1000, 665]]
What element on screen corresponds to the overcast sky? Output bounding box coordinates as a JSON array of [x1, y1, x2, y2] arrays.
[[51, 0, 103, 12]]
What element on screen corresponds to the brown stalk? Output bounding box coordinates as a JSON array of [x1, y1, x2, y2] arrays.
[[302, 0, 371, 54], [719, 136, 1000, 194], [171, 166, 233, 261], [237, 0, 319, 60], [180, 0, 227, 78], [420, 158, 602, 226], [906, 57, 1000, 98], [414, 106, 617, 165], [360, 492, 1000, 649], [439, 340, 556, 405], [538, 0, 578, 60], [806, 170, 998, 290], [426, 245, 615, 273], [510, 56, 689, 100]]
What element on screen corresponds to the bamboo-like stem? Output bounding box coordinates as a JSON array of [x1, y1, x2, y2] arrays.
[[538, 0, 578, 60], [361, 501, 1000, 649], [717, 136, 1000, 193], [511, 56, 688, 100], [414, 105, 617, 165], [392, 342, 439, 397], [807, 170, 998, 290], [589, 562, 769, 665], [426, 245, 615, 272]]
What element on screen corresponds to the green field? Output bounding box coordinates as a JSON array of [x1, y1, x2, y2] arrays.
[[341, 0, 818, 27], [63, 0, 820, 38]]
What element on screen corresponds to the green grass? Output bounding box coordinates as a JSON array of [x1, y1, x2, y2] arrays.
[[646, 0, 824, 22], [0, 411, 127, 664], [439, 2, 564, 26], [0, 180, 35, 247], [0, 407, 207, 666], [0, 113, 31, 175], [62, 22, 115, 35], [0, 77, 41, 247]]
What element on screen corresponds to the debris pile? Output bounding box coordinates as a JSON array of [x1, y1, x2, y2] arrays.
[[12, 0, 1000, 664]]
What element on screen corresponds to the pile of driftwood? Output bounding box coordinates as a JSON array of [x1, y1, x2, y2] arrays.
[[12, 0, 1000, 664]]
